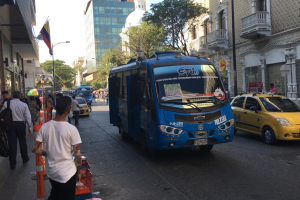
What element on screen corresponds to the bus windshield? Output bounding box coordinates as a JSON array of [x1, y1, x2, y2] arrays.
[[154, 65, 227, 109], [77, 89, 91, 97]]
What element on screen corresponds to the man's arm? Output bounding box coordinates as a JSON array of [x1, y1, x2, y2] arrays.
[[31, 140, 47, 156], [73, 144, 82, 180], [0, 102, 7, 112], [24, 105, 32, 127]]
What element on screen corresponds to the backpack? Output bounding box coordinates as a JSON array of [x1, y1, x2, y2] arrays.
[[0, 100, 13, 131], [0, 131, 9, 157]]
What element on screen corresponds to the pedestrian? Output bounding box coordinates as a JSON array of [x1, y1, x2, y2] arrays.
[[0, 91, 11, 109], [20, 93, 28, 105], [35, 96, 42, 112], [28, 96, 38, 125], [93, 92, 96, 103], [71, 95, 80, 126], [48, 94, 54, 120], [270, 83, 277, 93], [0, 91, 32, 169], [106, 93, 109, 105], [31, 96, 82, 200]]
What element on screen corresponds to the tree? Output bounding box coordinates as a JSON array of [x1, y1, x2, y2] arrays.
[[41, 60, 75, 90], [123, 22, 167, 58], [144, 0, 208, 55], [98, 46, 129, 77]]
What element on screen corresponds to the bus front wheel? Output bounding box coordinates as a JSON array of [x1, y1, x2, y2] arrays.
[[199, 145, 213, 151]]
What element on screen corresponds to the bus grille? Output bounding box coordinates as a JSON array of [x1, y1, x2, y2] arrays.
[[174, 110, 222, 124]]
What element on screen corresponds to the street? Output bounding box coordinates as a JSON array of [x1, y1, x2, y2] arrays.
[[79, 101, 300, 200]]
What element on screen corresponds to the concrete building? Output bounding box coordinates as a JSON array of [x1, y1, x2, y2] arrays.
[[84, 0, 134, 80], [187, 0, 300, 100], [72, 56, 85, 87], [0, 0, 39, 97]]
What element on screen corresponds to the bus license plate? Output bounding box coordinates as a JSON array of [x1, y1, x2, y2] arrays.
[[194, 139, 207, 146]]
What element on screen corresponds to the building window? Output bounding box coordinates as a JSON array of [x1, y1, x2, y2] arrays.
[[219, 10, 226, 29], [203, 19, 209, 36], [27, 60, 32, 63], [191, 25, 197, 40], [257, 0, 266, 11]]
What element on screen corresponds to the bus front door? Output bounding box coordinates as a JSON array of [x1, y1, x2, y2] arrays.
[[127, 76, 142, 141]]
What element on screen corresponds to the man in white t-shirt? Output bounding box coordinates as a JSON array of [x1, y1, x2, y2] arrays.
[[32, 96, 82, 200], [71, 95, 80, 126]]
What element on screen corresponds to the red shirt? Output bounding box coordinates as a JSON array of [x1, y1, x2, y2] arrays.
[[270, 88, 277, 93]]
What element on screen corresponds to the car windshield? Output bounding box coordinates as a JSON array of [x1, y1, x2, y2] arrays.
[[154, 65, 227, 109], [76, 99, 86, 104], [259, 97, 300, 112]]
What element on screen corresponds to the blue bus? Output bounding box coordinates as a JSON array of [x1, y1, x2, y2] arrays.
[[75, 85, 93, 103], [109, 51, 234, 151]]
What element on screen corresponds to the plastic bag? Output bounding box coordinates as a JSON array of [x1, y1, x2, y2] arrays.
[[68, 111, 73, 119], [0, 131, 9, 157]]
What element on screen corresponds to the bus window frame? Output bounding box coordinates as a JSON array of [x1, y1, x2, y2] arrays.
[[151, 64, 228, 113]]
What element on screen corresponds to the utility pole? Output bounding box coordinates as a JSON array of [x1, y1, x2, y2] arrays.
[[231, 0, 238, 96]]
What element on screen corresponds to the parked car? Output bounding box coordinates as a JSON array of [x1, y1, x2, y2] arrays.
[[231, 93, 300, 144]]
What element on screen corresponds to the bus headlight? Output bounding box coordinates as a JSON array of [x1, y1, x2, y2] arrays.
[[218, 119, 234, 131], [158, 125, 183, 135]]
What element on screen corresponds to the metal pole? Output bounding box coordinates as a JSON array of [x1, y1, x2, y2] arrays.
[[52, 44, 55, 91], [231, 0, 238, 96]]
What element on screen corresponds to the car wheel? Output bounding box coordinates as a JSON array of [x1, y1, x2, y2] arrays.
[[199, 145, 213, 151], [262, 127, 277, 145], [119, 121, 128, 140]]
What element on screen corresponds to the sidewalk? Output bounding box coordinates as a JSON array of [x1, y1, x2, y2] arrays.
[[0, 131, 51, 200]]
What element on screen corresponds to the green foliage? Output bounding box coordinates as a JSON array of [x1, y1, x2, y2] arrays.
[[85, 79, 106, 90], [144, 0, 208, 55], [123, 22, 167, 58], [98, 46, 129, 77], [41, 60, 75, 90]]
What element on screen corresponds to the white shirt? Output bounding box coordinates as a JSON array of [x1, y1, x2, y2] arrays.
[[36, 120, 82, 183], [71, 99, 80, 111], [1, 98, 31, 127]]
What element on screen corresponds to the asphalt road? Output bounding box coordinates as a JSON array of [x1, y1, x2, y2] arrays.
[[78, 101, 300, 200]]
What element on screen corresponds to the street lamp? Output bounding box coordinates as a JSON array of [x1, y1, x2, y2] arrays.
[[52, 41, 70, 91]]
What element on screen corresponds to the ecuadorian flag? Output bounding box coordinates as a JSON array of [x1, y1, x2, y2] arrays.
[[40, 21, 52, 55]]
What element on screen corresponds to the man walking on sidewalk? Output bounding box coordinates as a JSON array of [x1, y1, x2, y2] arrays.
[[1, 91, 32, 169], [31, 96, 82, 200], [71, 95, 80, 126]]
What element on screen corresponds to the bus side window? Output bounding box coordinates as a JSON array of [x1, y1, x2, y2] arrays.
[[116, 72, 122, 99]]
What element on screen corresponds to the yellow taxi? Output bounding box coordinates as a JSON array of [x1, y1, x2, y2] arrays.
[[231, 93, 300, 144], [75, 97, 90, 117]]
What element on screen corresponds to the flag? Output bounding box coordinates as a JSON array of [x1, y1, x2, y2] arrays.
[[40, 21, 52, 55]]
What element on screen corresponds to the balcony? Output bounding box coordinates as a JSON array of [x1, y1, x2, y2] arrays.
[[241, 11, 271, 39], [187, 36, 215, 57], [207, 29, 228, 51]]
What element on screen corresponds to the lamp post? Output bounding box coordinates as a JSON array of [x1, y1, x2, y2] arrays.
[[52, 41, 70, 91], [231, 0, 238, 96]]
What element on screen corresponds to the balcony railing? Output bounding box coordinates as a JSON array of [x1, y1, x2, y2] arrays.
[[206, 29, 228, 50], [241, 11, 271, 39]]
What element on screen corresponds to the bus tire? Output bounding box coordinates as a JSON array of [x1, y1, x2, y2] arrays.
[[262, 127, 277, 145], [199, 145, 213, 151], [140, 131, 147, 151], [119, 121, 128, 140]]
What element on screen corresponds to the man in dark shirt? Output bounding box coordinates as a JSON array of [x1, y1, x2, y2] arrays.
[[0, 91, 11, 109], [20, 93, 29, 105]]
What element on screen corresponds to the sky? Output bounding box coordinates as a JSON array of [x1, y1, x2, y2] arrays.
[[35, 0, 161, 67]]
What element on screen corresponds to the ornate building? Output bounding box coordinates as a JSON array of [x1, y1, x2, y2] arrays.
[[187, 0, 300, 100], [120, 0, 146, 54]]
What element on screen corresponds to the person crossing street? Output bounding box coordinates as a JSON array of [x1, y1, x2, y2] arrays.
[[71, 95, 80, 126]]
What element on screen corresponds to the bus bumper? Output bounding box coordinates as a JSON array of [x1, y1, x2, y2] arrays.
[[150, 126, 234, 150]]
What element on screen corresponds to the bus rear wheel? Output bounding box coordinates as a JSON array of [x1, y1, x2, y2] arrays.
[[199, 145, 213, 151], [140, 131, 147, 151], [119, 121, 128, 140]]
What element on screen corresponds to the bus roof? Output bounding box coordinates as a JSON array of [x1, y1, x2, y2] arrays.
[[110, 51, 212, 73]]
